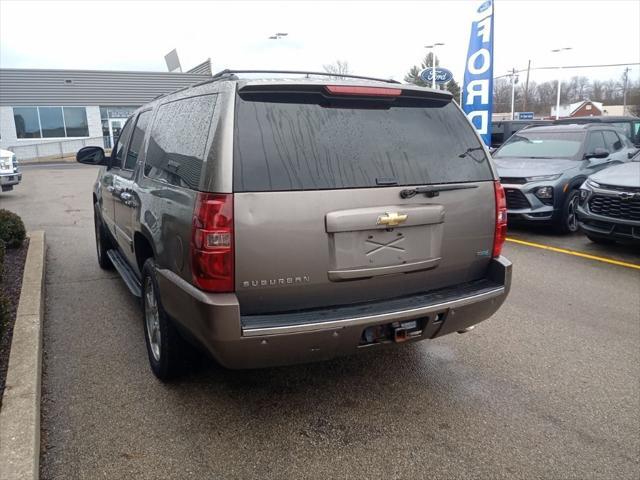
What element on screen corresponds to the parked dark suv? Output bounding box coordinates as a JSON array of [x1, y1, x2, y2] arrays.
[[493, 124, 637, 232], [77, 70, 511, 380], [553, 116, 640, 147]]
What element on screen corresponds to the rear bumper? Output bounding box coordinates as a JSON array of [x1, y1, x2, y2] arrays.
[[157, 257, 512, 369]]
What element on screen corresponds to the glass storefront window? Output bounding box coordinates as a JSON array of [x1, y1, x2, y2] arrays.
[[63, 107, 89, 137], [14, 107, 42, 139], [39, 107, 66, 138], [13, 106, 90, 139]]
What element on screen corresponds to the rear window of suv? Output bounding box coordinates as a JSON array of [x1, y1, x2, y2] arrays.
[[233, 91, 492, 192]]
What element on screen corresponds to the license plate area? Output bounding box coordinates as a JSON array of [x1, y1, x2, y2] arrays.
[[326, 204, 444, 282]]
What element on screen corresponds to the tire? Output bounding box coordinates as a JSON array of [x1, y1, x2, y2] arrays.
[[94, 204, 113, 270], [141, 258, 186, 381], [586, 234, 615, 245], [555, 190, 580, 234]]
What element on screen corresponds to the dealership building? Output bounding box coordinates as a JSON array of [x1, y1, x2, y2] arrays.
[[0, 60, 212, 160]]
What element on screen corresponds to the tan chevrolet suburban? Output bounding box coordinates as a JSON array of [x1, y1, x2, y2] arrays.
[[76, 70, 512, 380]]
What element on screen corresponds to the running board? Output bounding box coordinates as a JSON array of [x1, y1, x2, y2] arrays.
[[106, 249, 142, 297]]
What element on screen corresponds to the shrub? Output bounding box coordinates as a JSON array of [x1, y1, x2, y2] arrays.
[[0, 209, 26, 249]]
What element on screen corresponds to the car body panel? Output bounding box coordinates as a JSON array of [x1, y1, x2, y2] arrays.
[[234, 183, 495, 315], [588, 161, 640, 189]]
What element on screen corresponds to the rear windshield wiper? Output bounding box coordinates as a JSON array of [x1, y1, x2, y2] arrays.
[[400, 184, 478, 199]]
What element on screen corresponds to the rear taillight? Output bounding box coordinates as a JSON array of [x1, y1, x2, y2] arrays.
[[325, 85, 402, 97], [191, 193, 234, 292], [493, 181, 507, 258]]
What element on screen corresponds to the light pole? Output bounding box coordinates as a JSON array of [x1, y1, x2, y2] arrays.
[[551, 47, 572, 119], [425, 43, 445, 89]]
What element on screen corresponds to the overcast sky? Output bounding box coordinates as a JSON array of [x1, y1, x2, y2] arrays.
[[1, 0, 639, 85]]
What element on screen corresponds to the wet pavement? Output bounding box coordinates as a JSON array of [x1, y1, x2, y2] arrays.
[[2, 163, 639, 480]]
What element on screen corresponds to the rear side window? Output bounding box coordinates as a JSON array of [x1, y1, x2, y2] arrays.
[[602, 130, 622, 152], [233, 94, 492, 192], [610, 122, 632, 139], [144, 95, 217, 188], [124, 110, 152, 170]]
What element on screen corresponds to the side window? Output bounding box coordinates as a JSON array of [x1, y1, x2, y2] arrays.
[[610, 122, 631, 139], [585, 131, 606, 154], [144, 95, 217, 188], [112, 117, 134, 169], [603, 130, 622, 152], [633, 121, 640, 144], [124, 110, 152, 170]]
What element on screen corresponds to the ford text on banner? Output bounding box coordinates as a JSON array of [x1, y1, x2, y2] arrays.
[[462, 0, 494, 146]]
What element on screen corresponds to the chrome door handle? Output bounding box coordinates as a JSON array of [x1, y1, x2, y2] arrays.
[[106, 186, 115, 193], [120, 192, 133, 201]]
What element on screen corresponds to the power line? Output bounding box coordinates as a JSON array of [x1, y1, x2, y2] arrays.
[[494, 62, 640, 80]]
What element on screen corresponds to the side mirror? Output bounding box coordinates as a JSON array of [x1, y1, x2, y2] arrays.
[[629, 150, 639, 159], [76, 146, 107, 166], [585, 147, 609, 160]]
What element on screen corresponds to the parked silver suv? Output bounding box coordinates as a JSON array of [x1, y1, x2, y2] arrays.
[[77, 70, 512, 380]]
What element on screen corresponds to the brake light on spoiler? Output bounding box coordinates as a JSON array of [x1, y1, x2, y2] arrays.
[[325, 85, 402, 97]]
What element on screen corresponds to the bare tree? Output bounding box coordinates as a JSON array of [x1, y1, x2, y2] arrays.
[[323, 60, 350, 78], [591, 80, 604, 101], [492, 78, 512, 113]]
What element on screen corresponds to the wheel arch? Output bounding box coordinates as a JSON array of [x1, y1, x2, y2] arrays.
[[134, 228, 157, 274], [568, 175, 587, 191]]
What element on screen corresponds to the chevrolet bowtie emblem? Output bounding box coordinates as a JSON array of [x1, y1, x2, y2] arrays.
[[377, 212, 408, 226], [619, 192, 637, 201]]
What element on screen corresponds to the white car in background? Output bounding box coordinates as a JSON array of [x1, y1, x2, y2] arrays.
[[0, 148, 21, 192]]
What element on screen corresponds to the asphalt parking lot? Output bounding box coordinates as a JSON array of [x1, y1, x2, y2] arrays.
[[2, 163, 639, 480]]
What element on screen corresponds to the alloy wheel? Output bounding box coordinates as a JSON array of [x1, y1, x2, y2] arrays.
[[144, 277, 161, 362], [567, 195, 579, 232]]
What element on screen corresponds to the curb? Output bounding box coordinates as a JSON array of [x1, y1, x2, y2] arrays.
[[19, 156, 75, 165], [0, 231, 46, 480]]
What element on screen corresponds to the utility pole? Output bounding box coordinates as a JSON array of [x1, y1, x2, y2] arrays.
[[522, 60, 531, 112], [509, 68, 518, 120], [622, 67, 630, 115]]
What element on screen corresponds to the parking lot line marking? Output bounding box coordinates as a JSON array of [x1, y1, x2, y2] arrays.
[[505, 238, 640, 270]]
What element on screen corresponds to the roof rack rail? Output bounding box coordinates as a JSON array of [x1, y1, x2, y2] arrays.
[[151, 84, 192, 101], [211, 69, 401, 84]]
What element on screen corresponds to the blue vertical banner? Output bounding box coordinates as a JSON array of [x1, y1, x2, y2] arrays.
[[462, 0, 494, 146]]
